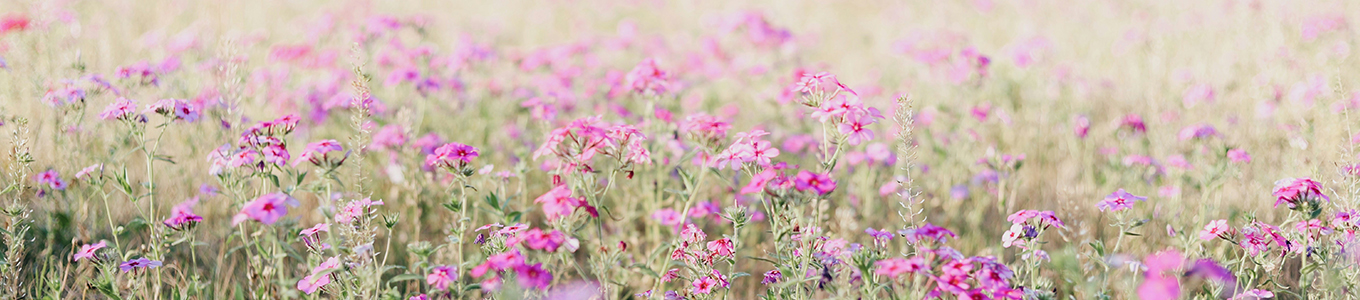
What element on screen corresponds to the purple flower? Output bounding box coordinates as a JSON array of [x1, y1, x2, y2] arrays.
[[761, 269, 782, 285], [1097, 188, 1146, 212], [120, 257, 163, 272]]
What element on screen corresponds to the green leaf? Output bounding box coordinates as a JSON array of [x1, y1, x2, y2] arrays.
[[386, 274, 424, 284], [506, 211, 523, 223], [464, 284, 482, 291], [731, 272, 751, 279], [484, 193, 500, 211], [1122, 231, 1141, 236]]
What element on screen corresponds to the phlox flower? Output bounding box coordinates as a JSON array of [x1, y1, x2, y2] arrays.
[[426, 265, 458, 291], [100, 98, 138, 120], [1177, 123, 1219, 141], [425, 142, 479, 169], [522, 228, 567, 252], [293, 140, 344, 167], [534, 185, 592, 220], [75, 164, 103, 180], [1228, 148, 1251, 163], [120, 257, 163, 272], [231, 193, 300, 225], [515, 263, 553, 290], [144, 98, 200, 122], [1232, 289, 1275, 300], [691, 276, 718, 294], [652, 209, 683, 226], [32, 169, 67, 191], [73, 241, 107, 262], [297, 257, 341, 294], [1200, 220, 1233, 241], [624, 58, 673, 95], [761, 269, 782, 285], [837, 113, 877, 145], [1272, 177, 1327, 209], [335, 198, 384, 224], [874, 257, 923, 278], [794, 170, 836, 194], [1096, 188, 1146, 212], [707, 238, 735, 258], [163, 197, 203, 231]]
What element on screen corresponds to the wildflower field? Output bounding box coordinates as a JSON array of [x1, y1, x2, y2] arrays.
[[2, 0, 1360, 299]]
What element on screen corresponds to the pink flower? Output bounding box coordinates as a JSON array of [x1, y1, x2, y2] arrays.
[[144, 98, 199, 122], [32, 169, 67, 191], [624, 58, 673, 95], [707, 238, 735, 258], [1138, 250, 1184, 300], [652, 209, 683, 226], [514, 263, 553, 290], [1200, 220, 1233, 241], [425, 142, 479, 170], [427, 265, 458, 290], [691, 276, 718, 294], [794, 170, 836, 194], [534, 185, 588, 220], [293, 140, 344, 167], [1177, 123, 1219, 141], [1073, 115, 1090, 138], [74, 164, 103, 180], [837, 113, 876, 145], [1272, 177, 1328, 209], [100, 98, 138, 120], [1096, 188, 1146, 212], [261, 144, 290, 166], [740, 170, 776, 195], [231, 193, 300, 225], [371, 125, 407, 151], [523, 228, 567, 252], [1232, 289, 1275, 300], [1001, 224, 1025, 248], [334, 198, 384, 224], [72, 241, 107, 262], [874, 257, 923, 278], [297, 257, 341, 294], [1121, 114, 1147, 133], [163, 197, 203, 231], [1228, 148, 1251, 163]]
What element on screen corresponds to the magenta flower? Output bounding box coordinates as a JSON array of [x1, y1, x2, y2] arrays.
[[32, 169, 67, 191], [72, 241, 107, 262], [231, 193, 299, 225], [522, 228, 567, 252], [425, 142, 479, 170], [1096, 188, 1146, 212], [793, 170, 836, 194], [514, 263, 553, 290], [100, 98, 138, 120], [1272, 177, 1328, 209], [1226, 148, 1251, 163], [427, 265, 458, 291], [119, 257, 163, 272], [261, 144, 290, 166], [691, 276, 718, 295], [1121, 114, 1147, 133]]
